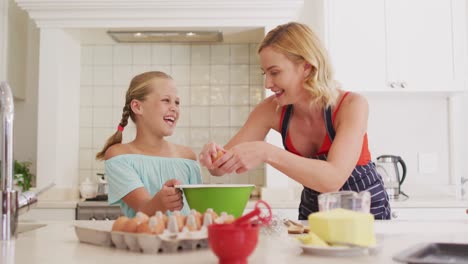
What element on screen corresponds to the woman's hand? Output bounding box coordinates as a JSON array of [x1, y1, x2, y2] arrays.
[[212, 141, 269, 174], [199, 142, 226, 171], [155, 179, 183, 212]]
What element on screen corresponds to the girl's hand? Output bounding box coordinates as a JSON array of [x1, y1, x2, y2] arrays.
[[198, 142, 226, 170], [155, 179, 183, 212], [212, 141, 269, 174]]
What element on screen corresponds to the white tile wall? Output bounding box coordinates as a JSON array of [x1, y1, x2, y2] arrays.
[[79, 43, 265, 186]]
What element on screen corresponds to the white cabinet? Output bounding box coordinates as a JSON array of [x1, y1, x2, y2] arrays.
[[391, 207, 468, 221], [243, 207, 299, 220], [271, 208, 299, 221], [325, 0, 466, 93], [19, 208, 76, 221]]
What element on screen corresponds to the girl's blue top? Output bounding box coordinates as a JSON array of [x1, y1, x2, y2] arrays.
[[105, 154, 202, 217]]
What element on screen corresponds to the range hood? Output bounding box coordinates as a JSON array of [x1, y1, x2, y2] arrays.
[[14, 0, 304, 189], [107, 30, 223, 43]]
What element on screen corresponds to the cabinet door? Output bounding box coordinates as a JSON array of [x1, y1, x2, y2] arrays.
[[325, 0, 387, 92], [391, 208, 468, 220], [386, 0, 457, 91]]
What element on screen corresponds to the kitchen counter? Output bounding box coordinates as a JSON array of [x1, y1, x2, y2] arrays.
[[34, 195, 468, 210], [246, 195, 468, 209], [32, 185, 468, 210], [3, 219, 468, 264]]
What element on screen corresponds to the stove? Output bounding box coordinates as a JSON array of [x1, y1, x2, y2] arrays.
[[75, 201, 123, 220]]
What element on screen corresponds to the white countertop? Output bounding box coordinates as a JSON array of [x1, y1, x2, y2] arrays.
[[33, 185, 468, 210], [3, 219, 468, 264], [246, 195, 468, 209], [34, 195, 468, 210]]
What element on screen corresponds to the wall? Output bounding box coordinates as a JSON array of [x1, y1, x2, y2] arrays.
[[367, 94, 451, 194], [460, 0, 468, 183], [5, 0, 468, 197], [6, 0, 28, 99], [79, 42, 265, 186], [12, 19, 39, 173], [2, 1, 39, 178], [0, 0, 6, 81]]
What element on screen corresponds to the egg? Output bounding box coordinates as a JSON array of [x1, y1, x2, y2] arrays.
[[186, 209, 202, 229], [136, 216, 165, 234], [173, 211, 186, 232], [135, 211, 149, 222], [155, 211, 168, 228], [122, 216, 147, 233], [112, 216, 129, 232], [213, 213, 235, 224], [212, 150, 224, 162], [224, 214, 235, 224], [185, 214, 200, 231]]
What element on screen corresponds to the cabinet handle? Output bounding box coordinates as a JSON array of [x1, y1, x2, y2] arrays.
[[400, 82, 407, 88], [465, 209, 468, 215], [389, 82, 398, 88], [391, 211, 398, 219]]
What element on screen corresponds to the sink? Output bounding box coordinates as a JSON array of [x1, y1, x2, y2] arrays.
[[17, 223, 47, 234]]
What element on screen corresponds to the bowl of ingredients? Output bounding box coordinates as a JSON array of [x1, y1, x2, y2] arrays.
[[175, 184, 254, 218]]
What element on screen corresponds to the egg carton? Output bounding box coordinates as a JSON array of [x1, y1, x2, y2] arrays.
[[74, 221, 208, 254]]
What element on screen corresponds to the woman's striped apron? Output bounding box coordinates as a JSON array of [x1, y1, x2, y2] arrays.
[[280, 105, 391, 220]]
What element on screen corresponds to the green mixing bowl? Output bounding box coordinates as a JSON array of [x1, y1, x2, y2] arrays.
[[176, 184, 254, 218]]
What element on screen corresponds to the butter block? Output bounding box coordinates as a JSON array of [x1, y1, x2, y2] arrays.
[[297, 232, 330, 247], [308, 208, 376, 247]]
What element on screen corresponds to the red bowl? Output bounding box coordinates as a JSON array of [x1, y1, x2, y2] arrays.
[[208, 223, 259, 264]]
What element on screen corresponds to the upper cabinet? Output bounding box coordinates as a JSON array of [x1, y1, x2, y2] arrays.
[[324, 0, 467, 93]]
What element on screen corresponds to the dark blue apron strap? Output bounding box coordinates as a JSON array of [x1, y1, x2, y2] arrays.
[[324, 106, 335, 141], [281, 105, 293, 148]]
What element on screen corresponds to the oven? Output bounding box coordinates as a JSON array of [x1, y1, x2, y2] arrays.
[[75, 201, 123, 220]]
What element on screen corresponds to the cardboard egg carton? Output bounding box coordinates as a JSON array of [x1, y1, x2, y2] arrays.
[[74, 221, 209, 254], [74, 209, 235, 254]]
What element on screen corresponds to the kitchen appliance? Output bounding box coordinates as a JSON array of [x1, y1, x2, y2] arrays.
[[318, 191, 371, 213], [375, 155, 407, 200], [79, 177, 98, 199], [96, 173, 108, 199], [75, 201, 122, 220]]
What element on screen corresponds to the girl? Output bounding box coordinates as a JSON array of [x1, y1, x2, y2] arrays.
[[96, 71, 201, 217]]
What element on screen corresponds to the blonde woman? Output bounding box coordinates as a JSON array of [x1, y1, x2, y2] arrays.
[[199, 22, 390, 220], [96, 71, 201, 217]]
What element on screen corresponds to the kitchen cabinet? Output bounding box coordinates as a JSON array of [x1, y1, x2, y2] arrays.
[[391, 207, 468, 220], [271, 208, 299, 221], [324, 0, 466, 93], [243, 208, 297, 219], [19, 208, 76, 221]]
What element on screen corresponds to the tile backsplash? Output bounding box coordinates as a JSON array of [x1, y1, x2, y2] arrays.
[[79, 43, 265, 186]]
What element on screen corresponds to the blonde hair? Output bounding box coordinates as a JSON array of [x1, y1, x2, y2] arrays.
[[258, 22, 339, 109], [96, 71, 173, 160]]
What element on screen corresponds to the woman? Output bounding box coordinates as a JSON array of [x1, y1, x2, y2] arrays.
[[96, 71, 202, 217], [199, 22, 390, 220]]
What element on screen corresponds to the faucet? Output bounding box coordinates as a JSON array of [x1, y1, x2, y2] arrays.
[[461, 177, 468, 198], [0, 81, 17, 241], [0, 82, 54, 241]]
